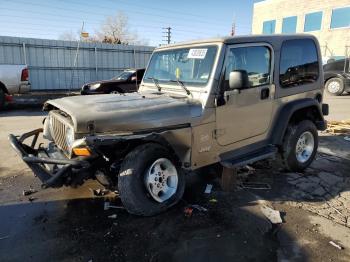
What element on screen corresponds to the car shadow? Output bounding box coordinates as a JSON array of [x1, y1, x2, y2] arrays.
[[0, 173, 309, 262]]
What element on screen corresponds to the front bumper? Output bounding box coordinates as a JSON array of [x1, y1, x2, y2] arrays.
[[9, 128, 92, 188]]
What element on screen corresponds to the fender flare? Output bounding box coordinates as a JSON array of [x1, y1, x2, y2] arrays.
[[270, 98, 326, 145], [86, 128, 191, 166]]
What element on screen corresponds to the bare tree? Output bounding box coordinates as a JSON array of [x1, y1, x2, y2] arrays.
[[95, 11, 139, 45]]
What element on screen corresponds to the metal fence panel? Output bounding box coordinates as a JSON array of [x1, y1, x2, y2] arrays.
[[0, 36, 154, 91]]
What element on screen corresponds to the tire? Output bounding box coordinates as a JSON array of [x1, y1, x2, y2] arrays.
[[282, 120, 318, 172], [326, 78, 344, 96], [118, 143, 185, 216], [0, 89, 5, 110]]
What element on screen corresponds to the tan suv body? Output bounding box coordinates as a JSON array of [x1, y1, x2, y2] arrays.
[[9, 35, 328, 215]]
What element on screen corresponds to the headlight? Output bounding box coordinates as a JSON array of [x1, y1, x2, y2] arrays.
[[89, 83, 101, 90], [66, 127, 75, 149]]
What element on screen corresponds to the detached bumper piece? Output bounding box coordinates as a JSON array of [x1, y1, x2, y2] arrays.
[[9, 129, 91, 188]]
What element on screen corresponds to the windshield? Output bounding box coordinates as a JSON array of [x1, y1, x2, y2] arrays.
[[113, 70, 135, 80], [144, 45, 218, 87]]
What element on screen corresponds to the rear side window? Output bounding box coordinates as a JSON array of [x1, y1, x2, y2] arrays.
[[279, 39, 319, 88]]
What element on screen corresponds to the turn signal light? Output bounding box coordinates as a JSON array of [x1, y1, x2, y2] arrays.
[[73, 147, 91, 156]]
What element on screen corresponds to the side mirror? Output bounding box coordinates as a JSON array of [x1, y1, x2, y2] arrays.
[[229, 70, 249, 90]]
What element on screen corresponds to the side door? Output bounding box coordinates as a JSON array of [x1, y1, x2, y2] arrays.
[[215, 43, 275, 146]]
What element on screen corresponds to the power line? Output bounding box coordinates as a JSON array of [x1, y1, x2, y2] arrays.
[[5, 0, 230, 29]]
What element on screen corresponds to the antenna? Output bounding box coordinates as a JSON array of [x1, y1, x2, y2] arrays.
[[231, 14, 236, 36]]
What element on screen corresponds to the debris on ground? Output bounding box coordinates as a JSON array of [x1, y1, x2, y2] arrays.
[[204, 184, 213, 194], [28, 196, 37, 202], [91, 188, 110, 196], [104, 202, 125, 210], [241, 182, 271, 190], [344, 136, 350, 142], [329, 240, 343, 250], [22, 188, 37, 196], [108, 214, 117, 219], [326, 120, 350, 135], [209, 198, 218, 203], [191, 204, 208, 212], [261, 205, 283, 224], [184, 207, 193, 217]]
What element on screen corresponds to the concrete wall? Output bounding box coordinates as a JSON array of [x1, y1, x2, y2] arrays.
[[252, 0, 350, 57], [0, 36, 154, 90]]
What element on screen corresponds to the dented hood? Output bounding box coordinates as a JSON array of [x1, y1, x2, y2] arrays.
[[45, 92, 202, 133]]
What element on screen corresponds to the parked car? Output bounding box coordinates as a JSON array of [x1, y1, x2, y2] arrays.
[[9, 35, 328, 216], [323, 58, 350, 96], [0, 64, 30, 109], [81, 68, 145, 95]]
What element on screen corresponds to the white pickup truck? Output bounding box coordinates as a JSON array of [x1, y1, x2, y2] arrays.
[[0, 65, 31, 109]]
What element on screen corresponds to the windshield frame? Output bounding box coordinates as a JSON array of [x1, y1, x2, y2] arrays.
[[143, 45, 219, 88]]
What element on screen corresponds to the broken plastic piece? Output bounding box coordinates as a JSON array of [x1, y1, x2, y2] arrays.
[[329, 241, 343, 250], [108, 214, 117, 219], [204, 184, 213, 194], [22, 188, 37, 196], [209, 198, 218, 203], [91, 188, 109, 196], [184, 207, 193, 217], [191, 204, 208, 212], [260, 205, 282, 224]]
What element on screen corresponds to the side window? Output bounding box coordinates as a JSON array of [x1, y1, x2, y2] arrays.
[[224, 46, 271, 89], [280, 39, 319, 88]]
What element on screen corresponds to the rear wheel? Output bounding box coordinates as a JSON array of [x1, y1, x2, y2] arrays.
[[326, 78, 344, 96], [118, 143, 185, 216], [0, 89, 5, 110], [282, 120, 318, 172]]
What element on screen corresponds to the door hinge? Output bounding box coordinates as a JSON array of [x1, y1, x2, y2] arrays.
[[213, 129, 225, 139]]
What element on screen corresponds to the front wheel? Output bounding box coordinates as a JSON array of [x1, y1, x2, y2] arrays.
[[281, 120, 318, 172], [118, 143, 185, 216]]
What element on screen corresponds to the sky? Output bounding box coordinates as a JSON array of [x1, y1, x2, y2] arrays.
[[0, 0, 262, 46]]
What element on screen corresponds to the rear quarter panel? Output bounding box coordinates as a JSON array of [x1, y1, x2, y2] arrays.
[[0, 65, 27, 94]]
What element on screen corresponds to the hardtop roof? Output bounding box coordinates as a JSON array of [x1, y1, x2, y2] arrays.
[[155, 34, 318, 50]]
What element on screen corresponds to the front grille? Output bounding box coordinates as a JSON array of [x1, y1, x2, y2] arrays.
[[50, 112, 71, 153]]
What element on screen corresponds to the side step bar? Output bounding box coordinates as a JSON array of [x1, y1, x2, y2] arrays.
[[220, 145, 277, 169]]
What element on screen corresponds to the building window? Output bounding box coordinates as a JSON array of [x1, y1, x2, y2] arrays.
[[331, 7, 350, 29], [280, 39, 319, 88], [304, 11, 323, 32], [262, 20, 276, 34], [282, 16, 297, 33]]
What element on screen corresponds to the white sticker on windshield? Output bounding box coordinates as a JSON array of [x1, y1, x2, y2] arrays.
[[188, 48, 208, 59]]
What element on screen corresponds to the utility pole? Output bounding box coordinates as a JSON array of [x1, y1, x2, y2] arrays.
[[162, 27, 171, 44]]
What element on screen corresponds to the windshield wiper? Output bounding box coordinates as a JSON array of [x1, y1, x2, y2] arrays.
[[146, 77, 161, 92], [169, 79, 192, 97]]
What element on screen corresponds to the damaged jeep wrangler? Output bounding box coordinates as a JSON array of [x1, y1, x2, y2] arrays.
[[9, 35, 329, 216]]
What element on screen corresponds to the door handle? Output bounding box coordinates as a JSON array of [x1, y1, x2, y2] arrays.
[[260, 88, 270, 100]]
